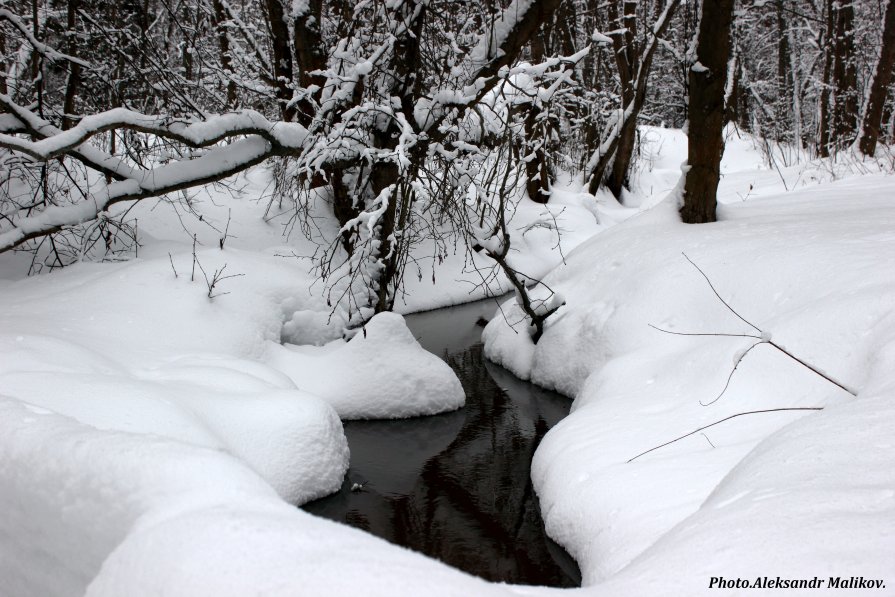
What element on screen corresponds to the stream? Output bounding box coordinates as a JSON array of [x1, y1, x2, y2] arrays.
[[302, 297, 581, 587]]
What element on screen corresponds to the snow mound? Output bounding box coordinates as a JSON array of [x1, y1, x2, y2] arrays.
[[484, 170, 895, 586], [0, 394, 285, 597], [1, 394, 505, 597], [0, 334, 349, 505], [269, 312, 465, 419]]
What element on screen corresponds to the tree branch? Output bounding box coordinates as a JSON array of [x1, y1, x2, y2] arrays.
[[627, 407, 825, 463]]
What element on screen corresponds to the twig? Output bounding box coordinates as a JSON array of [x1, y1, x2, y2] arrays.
[[219, 208, 232, 250], [650, 254, 858, 404], [701, 340, 763, 406], [767, 340, 858, 396], [648, 324, 760, 340], [191, 233, 197, 282], [627, 407, 824, 463], [168, 252, 178, 278], [197, 261, 244, 299], [681, 252, 761, 334]]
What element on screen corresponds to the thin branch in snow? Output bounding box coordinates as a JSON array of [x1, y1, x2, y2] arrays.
[[626, 407, 825, 463], [649, 254, 859, 404], [199, 262, 244, 300], [681, 252, 762, 334], [191, 234, 198, 283], [647, 324, 762, 340], [701, 340, 764, 406], [219, 208, 232, 250]]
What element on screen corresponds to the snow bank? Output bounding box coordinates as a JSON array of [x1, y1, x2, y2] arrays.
[[0, 179, 472, 595], [269, 311, 465, 419], [0, 251, 352, 504], [0, 394, 508, 597], [0, 394, 286, 596], [4, 129, 894, 596], [484, 166, 895, 588]]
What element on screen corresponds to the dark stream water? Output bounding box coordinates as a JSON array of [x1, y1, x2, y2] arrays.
[[302, 297, 581, 587]]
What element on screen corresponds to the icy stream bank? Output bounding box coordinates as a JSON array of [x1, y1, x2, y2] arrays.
[[304, 297, 581, 587]]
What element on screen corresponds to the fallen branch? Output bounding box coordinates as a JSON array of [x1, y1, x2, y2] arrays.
[[627, 407, 824, 463], [650, 253, 858, 405]]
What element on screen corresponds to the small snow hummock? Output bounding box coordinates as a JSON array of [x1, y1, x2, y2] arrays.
[[268, 312, 465, 419]]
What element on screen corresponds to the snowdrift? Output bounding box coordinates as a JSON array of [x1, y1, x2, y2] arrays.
[[484, 164, 895, 591]]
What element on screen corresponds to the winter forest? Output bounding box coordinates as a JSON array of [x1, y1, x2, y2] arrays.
[[0, 0, 893, 594]]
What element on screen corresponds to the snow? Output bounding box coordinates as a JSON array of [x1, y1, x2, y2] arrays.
[[398, 173, 609, 312], [484, 129, 895, 590], [3, 123, 895, 595], [0, 255, 351, 505], [0, 393, 504, 597], [0, 173, 471, 594], [467, 0, 535, 71], [268, 311, 465, 419]]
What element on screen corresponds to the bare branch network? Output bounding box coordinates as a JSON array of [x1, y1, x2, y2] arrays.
[[0, 0, 892, 326]]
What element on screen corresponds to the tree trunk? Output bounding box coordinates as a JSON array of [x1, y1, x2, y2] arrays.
[[788, 18, 804, 147], [832, 0, 859, 146], [523, 103, 551, 204], [293, 0, 326, 126], [368, 0, 426, 315], [680, 0, 735, 224], [212, 0, 238, 109], [523, 18, 551, 204], [858, 0, 895, 155], [264, 0, 295, 121], [818, 0, 834, 157], [31, 0, 44, 116], [775, 1, 792, 142], [0, 29, 6, 96], [61, 0, 81, 129], [604, 0, 638, 199], [586, 0, 680, 197]]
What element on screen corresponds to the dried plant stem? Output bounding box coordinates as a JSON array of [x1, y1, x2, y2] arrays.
[[627, 407, 824, 463]]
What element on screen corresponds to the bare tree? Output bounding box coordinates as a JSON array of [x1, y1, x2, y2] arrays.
[[583, 0, 681, 197]]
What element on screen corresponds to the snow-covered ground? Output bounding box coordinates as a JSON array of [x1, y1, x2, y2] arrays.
[[1, 127, 893, 595], [485, 127, 895, 593]]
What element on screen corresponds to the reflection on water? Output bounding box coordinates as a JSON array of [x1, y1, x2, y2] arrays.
[[302, 298, 580, 587]]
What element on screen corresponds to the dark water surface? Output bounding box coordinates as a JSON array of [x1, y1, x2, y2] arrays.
[[302, 298, 581, 587]]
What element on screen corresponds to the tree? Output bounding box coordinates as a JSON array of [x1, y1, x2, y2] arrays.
[[0, 0, 569, 328], [679, 0, 735, 224], [819, 0, 860, 156], [858, 0, 895, 155], [583, 0, 681, 197]]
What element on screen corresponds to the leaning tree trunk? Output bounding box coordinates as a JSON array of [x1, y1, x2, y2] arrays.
[[604, 0, 639, 199], [858, 0, 895, 156], [586, 0, 680, 197], [679, 0, 735, 224]]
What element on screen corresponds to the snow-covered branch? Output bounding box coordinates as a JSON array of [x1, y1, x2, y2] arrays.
[[0, 97, 306, 161], [0, 8, 91, 68], [0, 96, 310, 253]]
